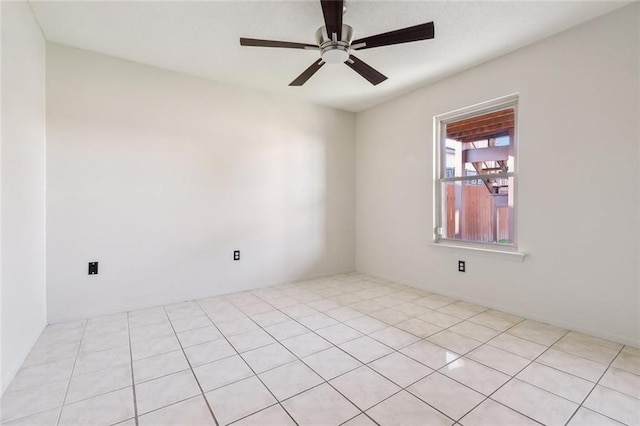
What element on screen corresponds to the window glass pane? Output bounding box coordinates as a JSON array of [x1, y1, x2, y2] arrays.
[[442, 177, 514, 245], [443, 108, 515, 178]]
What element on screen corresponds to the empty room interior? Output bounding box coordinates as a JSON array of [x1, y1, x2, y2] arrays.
[[2, 0, 639, 425]]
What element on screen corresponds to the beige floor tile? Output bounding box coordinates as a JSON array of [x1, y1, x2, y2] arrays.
[[205, 376, 276, 425], [239, 301, 274, 316], [281, 332, 332, 358], [184, 339, 236, 367], [177, 326, 223, 348], [1, 380, 68, 422], [516, 362, 595, 403], [193, 355, 254, 392], [440, 357, 510, 396], [427, 330, 483, 354], [297, 312, 339, 330], [392, 302, 431, 317], [339, 336, 394, 363], [400, 340, 461, 369], [135, 370, 201, 415], [302, 347, 362, 380], [553, 332, 622, 365], [280, 304, 318, 319], [58, 387, 134, 426], [233, 404, 295, 426], [128, 311, 168, 329], [344, 315, 389, 334], [282, 383, 359, 425], [418, 311, 463, 328], [73, 345, 131, 375], [342, 414, 378, 426], [413, 294, 455, 310], [600, 367, 640, 398], [367, 390, 452, 426], [369, 326, 420, 349], [80, 330, 129, 353], [133, 349, 190, 383], [395, 318, 443, 338], [259, 361, 323, 401], [215, 317, 259, 337], [368, 308, 411, 325], [349, 299, 386, 314], [325, 306, 366, 322], [129, 322, 174, 344], [488, 334, 547, 360], [170, 314, 213, 333], [468, 310, 523, 331], [449, 321, 500, 342], [306, 298, 342, 312], [567, 407, 624, 426], [138, 395, 215, 425], [241, 343, 296, 373], [583, 385, 640, 426], [315, 323, 363, 345], [537, 348, 608, 382], [250, 310, 289, 327], [369, 352, 433, 387], [1, 408, 60, 426], [131, 334, 181, 360], [227, 328, 275, 353], [330, 366, 400, 410], [466, 344, 530, 376], [492, 379, 578, 426], [437, 303, 484, 320], [408, 373, 484, 420], [23, 342, 80, 367], [506, 319, 567, 346], [611, 349, 640, 375], [5, 357, 75, 393], [460, 399, 539, 426], [66, 363, 132, 403], [264, 320, 309, 341]]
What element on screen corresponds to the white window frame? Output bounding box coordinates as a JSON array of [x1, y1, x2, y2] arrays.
[[433, 94, 520, 254]]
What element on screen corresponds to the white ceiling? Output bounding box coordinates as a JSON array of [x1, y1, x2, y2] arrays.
[[30, 0, 630, 112]]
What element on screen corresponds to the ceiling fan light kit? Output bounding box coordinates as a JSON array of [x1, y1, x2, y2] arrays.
[[316, 24, 353, 64], [239, 0, 435, 87]]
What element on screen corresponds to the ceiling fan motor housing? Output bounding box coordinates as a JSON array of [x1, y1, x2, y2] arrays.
[[316, 24, 354, 64]]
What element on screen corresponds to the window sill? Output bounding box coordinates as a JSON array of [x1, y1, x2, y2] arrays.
[[429, 242, 526, 262]]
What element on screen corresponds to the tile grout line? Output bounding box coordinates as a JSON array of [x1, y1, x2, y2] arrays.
[[233, 281, 495, 424], [438, 320, 565, 425], [160, 306, 221, 426], [125, 312, 139, 426], [193, 300, 300, 426], [8, 273, 636, 426], [138, 286, 637, 426], [562, 345, 626, 426], [55, 319, 89, 426], [222, 300, 376, 425]]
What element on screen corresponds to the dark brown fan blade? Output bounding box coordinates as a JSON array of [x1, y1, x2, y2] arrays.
[[345, 55, 387, 86], [289, 59, 325, 86], [320, 0, 343, 41], [240, 38, 318, 50], [352, 22, 434, 50]]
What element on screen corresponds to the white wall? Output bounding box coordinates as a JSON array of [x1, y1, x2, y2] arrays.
[[356, 4, 640, 346], [1, 2, 48, 393], [46, 44, 356, 322]]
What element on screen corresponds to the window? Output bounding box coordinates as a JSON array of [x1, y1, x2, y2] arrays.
[[434, 94, 518, 248]]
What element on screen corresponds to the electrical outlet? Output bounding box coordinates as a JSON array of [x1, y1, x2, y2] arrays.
[[458, 260, 465, 272], [88, 262, 98, 275], [233, 250, 240, 261]]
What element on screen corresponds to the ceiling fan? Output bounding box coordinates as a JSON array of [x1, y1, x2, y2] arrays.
[[240, 0, 435, 86]]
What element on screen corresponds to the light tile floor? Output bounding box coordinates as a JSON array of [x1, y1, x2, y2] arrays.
[[2, 273, 639, 426]]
